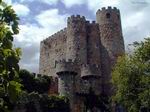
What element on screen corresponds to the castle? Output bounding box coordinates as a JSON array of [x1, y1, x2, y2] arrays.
[[39, 6, 125, 112]]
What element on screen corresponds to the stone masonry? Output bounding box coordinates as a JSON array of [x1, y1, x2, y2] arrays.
[[39, 6, 125, 112]]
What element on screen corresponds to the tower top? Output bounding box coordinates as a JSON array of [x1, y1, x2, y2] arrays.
[[67, 15, 86, 23], [81, 64, 101, 79], [96, 6, 120, 14], [55, 59, 77, 75]]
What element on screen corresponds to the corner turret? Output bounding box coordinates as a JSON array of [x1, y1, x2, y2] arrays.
[[66, 15, 87, 64], [80, 64, 101, 95], [56, 59, 77, 75], [96, 6, 125, 95], [81, 64, 101, 79], [56, 59, 77, 112]]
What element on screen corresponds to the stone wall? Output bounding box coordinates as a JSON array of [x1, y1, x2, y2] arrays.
[[39, 28, 67, 76], [39, 6, 125, 112]]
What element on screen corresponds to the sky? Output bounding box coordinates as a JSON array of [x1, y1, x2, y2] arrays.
[[5, 0, 150, 73]]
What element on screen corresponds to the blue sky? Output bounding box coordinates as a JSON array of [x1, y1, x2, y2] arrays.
[[6, 0, 150, 73]]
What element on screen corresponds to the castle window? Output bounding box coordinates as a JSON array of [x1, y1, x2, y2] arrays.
[[106, 13, 111, 18]]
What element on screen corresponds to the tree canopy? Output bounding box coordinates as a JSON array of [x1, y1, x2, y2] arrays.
[[0, 1, 70, 112], [19, 69, 51, 94], [112, 38, 150, 112], [0, 0, 22, 111]]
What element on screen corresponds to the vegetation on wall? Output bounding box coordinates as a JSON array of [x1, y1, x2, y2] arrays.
[[112, 38, 150, 112], [18, 69, 70, 112]]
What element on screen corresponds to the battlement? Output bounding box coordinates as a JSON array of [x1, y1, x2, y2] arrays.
[[96, 6, 119, 14], [48, 28, 66, 40], [86, 21, 99, 29], [86, 20, 98, 24], [67, 15, 86, 23], [81, 64, 101, 79], [41, 27, 67, 47], [56, 59, 77, 75]]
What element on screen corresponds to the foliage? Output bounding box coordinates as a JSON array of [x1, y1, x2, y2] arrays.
[[17, 92, 70, 112], [19, 69, 51, 94], [0, 1, 70, 112], [40, 94, 70, 112], [112, 38, 150, 112], [0, 0, 22, 111], [18, 70, 70, 112]]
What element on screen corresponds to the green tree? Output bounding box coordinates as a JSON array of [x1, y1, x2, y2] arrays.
[[40, 94, 70, 112], [19, 69, 51, 94], [112, 38, 150, 112], [0, 0, 22, 111]]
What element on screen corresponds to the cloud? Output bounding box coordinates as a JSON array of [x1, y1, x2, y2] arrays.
[[12, 3, 30, 16], [19, 0, 59, 5], [36, 8, 68, 30], [87, 0, 119, 12], [15, 39, 39, 72], [14, 9, 68, 72], [5, 0, 12, 5], [61, 0, 86, 8], [41, 0, 59, 5]]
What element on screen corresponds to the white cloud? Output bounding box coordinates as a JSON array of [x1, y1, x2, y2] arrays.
[[15, 24, 47, 43], [20, 0, 59, 5], [13, 3, 30, 16], [5, 0, 12, 5], [14, 9, 69, 72], [61, 0, 86, 7], [41, 0, 59, 5], [123, 11, 144, 28], [36, 9, 68, 30], [87, 0, 119, 12]]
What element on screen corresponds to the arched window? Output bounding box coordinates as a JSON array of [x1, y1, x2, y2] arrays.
[[106, 13, 111, 18]]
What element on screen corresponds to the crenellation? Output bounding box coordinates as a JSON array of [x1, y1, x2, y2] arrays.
[[113, 7, 117, 10], [39, 7, 125, 112], [86, 20, 90, 24], [108, 6, 112, 10], [102, 7, 106, 10], [67, 15, 86, 24]]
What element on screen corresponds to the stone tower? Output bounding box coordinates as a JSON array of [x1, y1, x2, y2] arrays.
[[66, 15, 87, 64], [39, 6, 125, 112], [96, 7, 125, 95], [56, 59, 77, 111]]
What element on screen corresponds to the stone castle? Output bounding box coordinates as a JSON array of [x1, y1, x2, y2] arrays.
[[39, 6, 125, 112]]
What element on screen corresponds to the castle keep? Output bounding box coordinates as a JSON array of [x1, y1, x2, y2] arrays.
[[39, 7, 125, 112]]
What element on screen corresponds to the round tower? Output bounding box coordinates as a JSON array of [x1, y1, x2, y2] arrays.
[[56, 59, 77, 111], [66, 15, 87, 64], [81, 64, 101, 95], [96, 7, 125, 95], [96, 6, 125, 65]]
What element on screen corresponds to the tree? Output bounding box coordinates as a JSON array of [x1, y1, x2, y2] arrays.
[[19, 69, 51, 94], [40, 94, 70, 112], [112, 38, 150, 112], [0, 1, 70, 112], [0, 0, 22, 111]]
